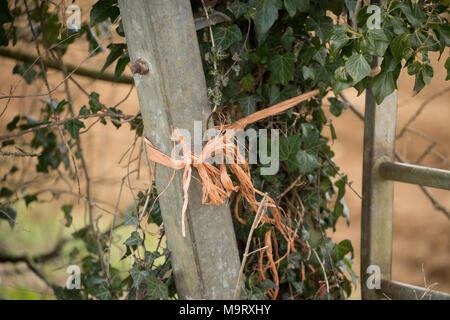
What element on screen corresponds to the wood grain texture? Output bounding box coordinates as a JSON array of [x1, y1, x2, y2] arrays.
[[118, 0, 241, 299]]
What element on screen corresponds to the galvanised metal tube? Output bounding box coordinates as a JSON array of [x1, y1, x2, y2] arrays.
[[379, 162, 450, 190], [379, 280, 450, 300]]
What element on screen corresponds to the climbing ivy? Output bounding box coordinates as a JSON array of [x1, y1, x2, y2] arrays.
[[0, 0, 448, 300]]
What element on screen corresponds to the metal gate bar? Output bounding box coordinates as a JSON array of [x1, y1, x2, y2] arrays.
[[379, 162, 450, 190], [378, 280, 450, 300], [360, 10, 450, 297]]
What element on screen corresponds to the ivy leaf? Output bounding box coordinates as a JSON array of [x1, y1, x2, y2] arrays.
[[124, 231, 142, 246], [0, 0, 13, 23], [307, 15, 333, 42], [124, 211, 138, 226], [284, 0, 297, 17], [328, 25, 349, 57], [332, 239, 354, 261], [64, 119, 85, 139], [365, 29, 390, 57], [371, 71, 396, 105], [313, 47, 327, 66], [398, 2, 426, 29], [93, 282, 112, 300], [334, 66, 348, 82], [390, 33, 411, 59], [90, 0, 119, 26], [145, 251, 161, 266], [79, 106, 90, 115], [130, 266, 149, 287], [7, 115, 20, 131], [61, 204, 73, 227], [230, 1, 248, 19], [89, 92, 102, 114], [281, 26, 295, 50], [295, 0, 309, 12], [260, 84, 281, 105], [24, 194, 38, 207], [0, 206, 16, 229], [213, 24, 242, 51], [413, 63, 433, 94], [101, 43, 126, 74], [345, 51, 371, 84], [280, 134, 301, 172], [114, 54, 129, 79], [0, 187, 13, 198], [13, 64, 36, 85], [146, 275, 169, 300], [302, 65, 315, 81], [296, 149, 321, 174], [249, 0, 279, 41], [328, 97, 345, 117], [267, 52, 295, 85], [240, 73, 255, 92], [237, 94, 259, 116]]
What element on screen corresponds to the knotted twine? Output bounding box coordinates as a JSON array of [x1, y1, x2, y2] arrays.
[[143, 67, 380, 299]]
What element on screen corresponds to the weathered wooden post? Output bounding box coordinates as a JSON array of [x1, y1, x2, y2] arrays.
[[118, 0, 241, 299]]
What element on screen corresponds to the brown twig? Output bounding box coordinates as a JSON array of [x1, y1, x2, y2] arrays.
[[233, 194, 268, 300]]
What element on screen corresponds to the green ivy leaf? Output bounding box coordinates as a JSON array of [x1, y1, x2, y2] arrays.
[[230, 1, 248, 19], [295, 0, 309, 12], [124, 231, 142, 246], [249, 0, 279, 41], [280, 134, 301, 172], [307, 15, 333, 42], [79, 106, 90, 115], [332, 239, 354, 261], [413, 63, 433, 94], [345, 51, 371, 84], [371, 71, 396, 105], [101, 43, 126, 74], [93, 282, 112, 300], [0, 0, 13, 23], [146, 275, 169, 300], [296, 149, 321, 174], [90, 0, 119, 26], [114, 54, 129, 79], [237, 95, 258, 116], [213, 24, 242, 51], [0, 206, 17, 229], [0, 187, 13, 198], [329, 25, 349, 57], [284, 0, 297, 17], [24, 194, 38, 207], [7, 115, 20, 131], [240, 73, 255, 92], [301, 123, 321, 152], [328, 97, 345, 117], [390, 33, 411, 60], [302, 65, 315, 81], [267, 52, 295, 85], [130, 266, 149, 287], [13, 63, 36, 85], [281, 26, 295, 50], [124, 211, 138, 226], [398, 1, 426, 29], [61, 204, 73, 227], [64, 119, 85, 139], [260, 84, 281, 105], [89, 92, 102, 114]]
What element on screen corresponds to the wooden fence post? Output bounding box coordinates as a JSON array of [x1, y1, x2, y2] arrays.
[[118, 0, 241, 299]]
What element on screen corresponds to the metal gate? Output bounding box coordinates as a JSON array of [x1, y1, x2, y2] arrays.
[[360, 56, 450, 300]]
